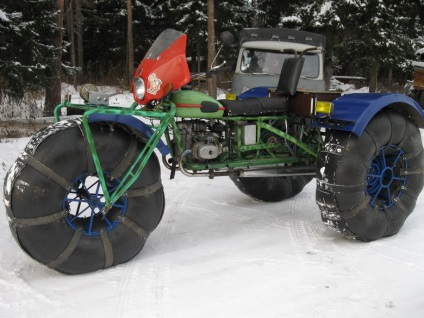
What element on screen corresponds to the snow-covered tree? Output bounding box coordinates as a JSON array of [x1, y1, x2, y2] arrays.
[[253, 0, 307, 28], [163, 0, 208, 72], [78, 0, 156, 84], [0, 1, 62, 101], [217, 0, 254, 32], [162, 0, 253, 72], [3, 0, 424, 105], [292, 0, 424, 91]]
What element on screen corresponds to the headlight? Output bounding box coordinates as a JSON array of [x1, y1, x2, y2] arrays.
[[315, 101, 333, 115], [133, 77, 145, 100]]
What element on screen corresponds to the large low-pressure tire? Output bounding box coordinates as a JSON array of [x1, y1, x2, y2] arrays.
[[230, 175, 313, 202], [316, 111, 424, 241], [4, 119, 165, 274]]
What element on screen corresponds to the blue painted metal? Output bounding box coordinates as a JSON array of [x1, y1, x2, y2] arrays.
[[239, 89, 424, 136], [88, 113, 170, 155], [366, 145, 407, 209], [315, 93, 424, 136], [238, 86, 270, 99], [64, 172, 128, 236]]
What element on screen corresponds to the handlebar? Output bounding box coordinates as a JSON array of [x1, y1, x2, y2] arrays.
[[190, 61, 233, 81]]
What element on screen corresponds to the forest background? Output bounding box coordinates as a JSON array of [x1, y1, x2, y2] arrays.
[[1, 0, 424, 117]]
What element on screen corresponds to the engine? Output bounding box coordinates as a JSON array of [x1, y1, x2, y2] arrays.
[[176, 120, 225, 161]]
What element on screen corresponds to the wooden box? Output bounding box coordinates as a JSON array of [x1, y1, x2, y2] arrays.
[[413, 67, 424, 90], [288, 90, 341, 117]]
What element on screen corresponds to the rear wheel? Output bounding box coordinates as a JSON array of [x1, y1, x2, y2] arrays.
[[4, 119, 164, 274], [230, 175, 313, 202], [316, 111, 424, 241]]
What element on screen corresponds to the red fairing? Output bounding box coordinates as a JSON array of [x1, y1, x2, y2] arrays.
[[133, 32, 190, 105]]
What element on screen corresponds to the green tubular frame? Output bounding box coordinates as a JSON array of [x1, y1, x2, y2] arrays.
[[54, 100, 175, 211], [175, 116, 319, 172], [54, 99, 321, 211]]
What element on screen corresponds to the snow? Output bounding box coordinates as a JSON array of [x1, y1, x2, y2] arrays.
[[412, 61, 424, 69], [319, 1, 334, 16], [1, 90, 424, 318], [0, 9, 9, 22], [330, 77, 370, 94]]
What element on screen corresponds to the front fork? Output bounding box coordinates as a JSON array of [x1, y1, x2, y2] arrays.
[[54, 100, 176, 212]]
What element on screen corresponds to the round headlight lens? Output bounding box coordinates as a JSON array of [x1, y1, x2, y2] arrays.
[[133, 77, 145, 100]]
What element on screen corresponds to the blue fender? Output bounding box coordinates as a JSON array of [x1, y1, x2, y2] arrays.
[[88, 113, 170, 155], [314, 93, 424, 136]]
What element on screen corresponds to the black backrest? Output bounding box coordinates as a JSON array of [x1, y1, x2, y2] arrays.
[[276, 57, 305, 96]]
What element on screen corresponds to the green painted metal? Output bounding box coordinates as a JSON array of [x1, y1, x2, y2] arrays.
[[55, 100, 175, 211], [259, 121, 318, 157], [54, 94, 320, 213], [172, 90, 224, 118]]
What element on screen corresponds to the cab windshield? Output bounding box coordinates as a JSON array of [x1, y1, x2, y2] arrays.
[[240, 49, 319, 78]]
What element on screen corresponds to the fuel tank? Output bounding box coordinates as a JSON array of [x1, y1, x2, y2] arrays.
[[172, 90, 225, 118]]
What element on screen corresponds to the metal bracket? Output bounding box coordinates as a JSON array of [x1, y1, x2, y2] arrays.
[[88, 92, 122, 105]]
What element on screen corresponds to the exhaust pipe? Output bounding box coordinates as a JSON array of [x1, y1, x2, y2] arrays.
[[238, 166, 315, 177]]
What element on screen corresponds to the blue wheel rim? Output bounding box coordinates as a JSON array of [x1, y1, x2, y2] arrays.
[[64, 172, 128, 236], [366, 145, 407, 209]]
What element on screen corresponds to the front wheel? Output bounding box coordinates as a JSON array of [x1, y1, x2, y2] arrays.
[[4, 119, 165, 274], [316, 111, 424, 241]]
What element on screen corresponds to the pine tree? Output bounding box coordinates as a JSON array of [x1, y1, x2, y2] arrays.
[[4, 0, 423, 106], [164, 0, 208, 72], [0, 1, 62, 101], [44, 0, 65, 116], [78, 0, 157, 83], [161, 0, 253, 73], [217, 0, 254, 32], [253, 0, 305, 28], [132, 0, 159, 64], [293, 0, 423, 92]]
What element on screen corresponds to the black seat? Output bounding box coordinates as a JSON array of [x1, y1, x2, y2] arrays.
[[220, 97, 288, 116], [221, 56, 305, 117], [276, 57, 305, 96]]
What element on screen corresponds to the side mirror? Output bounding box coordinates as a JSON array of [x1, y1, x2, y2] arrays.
[[220, 31, 234, 47]]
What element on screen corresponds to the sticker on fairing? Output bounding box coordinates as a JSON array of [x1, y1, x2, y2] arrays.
[[147, 73, 162, 95]]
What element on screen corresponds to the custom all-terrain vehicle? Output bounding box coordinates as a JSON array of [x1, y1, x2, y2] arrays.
[[4, 28, 424, 274]]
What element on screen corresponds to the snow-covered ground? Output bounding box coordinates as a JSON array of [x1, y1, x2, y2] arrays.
[[1, 87, 424, 318]]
